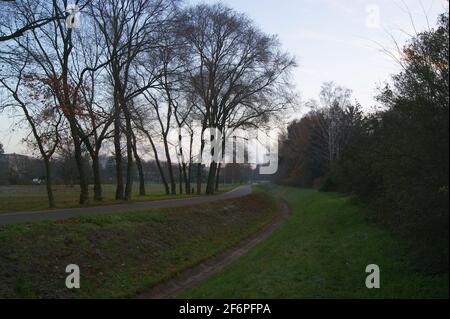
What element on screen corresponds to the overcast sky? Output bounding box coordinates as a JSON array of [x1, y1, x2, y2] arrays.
[[0, 0, 448, 154]]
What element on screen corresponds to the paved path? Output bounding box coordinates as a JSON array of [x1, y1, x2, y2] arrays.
[[137, 201, 290, 299], [0, 185, 251, 225]]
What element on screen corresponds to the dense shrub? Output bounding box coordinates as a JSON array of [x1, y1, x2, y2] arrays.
[[278, 12, 449, 273], [336, 13, 449, 273]]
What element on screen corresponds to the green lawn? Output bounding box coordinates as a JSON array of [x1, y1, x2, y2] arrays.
[[0, 183, 239, 213], [180, 185, 449, 299], [0, 191, 279, 298]]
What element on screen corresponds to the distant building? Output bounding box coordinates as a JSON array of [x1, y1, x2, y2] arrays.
[[0, 153, 44, 185]]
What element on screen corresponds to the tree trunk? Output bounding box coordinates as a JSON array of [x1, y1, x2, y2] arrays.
[[178, 163, 183, 194], [72, 129, 89, 205], [163, 137, 176, 195], [183, 162, 190, 194], [186, 132, 193, 195], [114, 118, 124, 200], [196, 132, 206, 195], [132, 134, 146, 196], [44, 158, 55, 208], [206, 129, 220, 195], [156, 159, 169, 195], [215, 162, 221, 192], [178, 128, 189, 194], [215, 133, 225, 192], [196, 163, 203, 195], [205, 161, 217, 195], [188, 163, 193, 194], [92, 151, 102, 201], [124, 108, 134, 200], [144, 130, 170, 194]]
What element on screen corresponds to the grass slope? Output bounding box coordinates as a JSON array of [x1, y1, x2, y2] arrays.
[[180, 185, 448, 299], [0, 192, 279, 298]]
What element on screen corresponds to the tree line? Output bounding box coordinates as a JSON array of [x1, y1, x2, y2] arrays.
[[0, 150, 262, 187], [277, 12, 449, 273], [0, 0, 295, 207]]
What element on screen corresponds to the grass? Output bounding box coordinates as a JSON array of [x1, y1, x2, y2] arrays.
[[0, 183, 239, 213], [0, 191, 280, 298], [179, 185, 449, 299]]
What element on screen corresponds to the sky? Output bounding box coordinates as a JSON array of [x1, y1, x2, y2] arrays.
[[0, 0, 448, 154]]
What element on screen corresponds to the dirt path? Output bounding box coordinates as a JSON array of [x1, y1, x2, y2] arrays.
[[137, 201, 290, 299], [0, 185, 251, 225]]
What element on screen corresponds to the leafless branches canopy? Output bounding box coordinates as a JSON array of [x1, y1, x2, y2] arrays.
[[0, 0, 296, 206]]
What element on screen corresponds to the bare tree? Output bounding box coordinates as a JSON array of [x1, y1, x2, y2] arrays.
[[72, 11, 114, 201], [174, 95, 195, 194], [4, 1, 111, 204], [91, 0, 178, 200], [0, 54, 63, 208], [307, 82, 361, 166], [0, 0, 64, 42], [131, 128, 145, 196], [180, 3, 296, 194], [140, 31, 188, 195], [132, 105, 171, 194]]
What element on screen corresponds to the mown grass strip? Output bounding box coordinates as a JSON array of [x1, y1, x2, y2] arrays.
[[180, 185, 448, 299]]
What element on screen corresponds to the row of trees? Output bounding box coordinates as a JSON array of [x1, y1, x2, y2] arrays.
[[277, 12, 449, 273], [0, 0, 295, 207], [0, 150, 261, 186]]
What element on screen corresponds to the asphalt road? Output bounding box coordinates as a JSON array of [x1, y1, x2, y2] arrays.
[[0, 185, 252, 225]]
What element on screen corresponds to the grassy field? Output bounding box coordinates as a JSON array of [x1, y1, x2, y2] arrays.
[[0, 183, 239, 213], [0, 191, 280, 298], [180, 185, 449, 298]]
